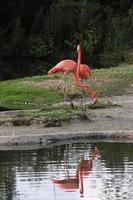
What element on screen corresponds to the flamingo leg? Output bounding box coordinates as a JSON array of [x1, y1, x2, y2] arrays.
[[63, 74, 75, 108], [56, 72, 75, 108], [79, 79, 86, 104], [63, 73, 68, 101], [56, 72, 66, 89], [81, 88, 86, 104]]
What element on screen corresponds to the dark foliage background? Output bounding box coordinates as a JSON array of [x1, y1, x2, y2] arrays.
[[0, 0, 132, 79]]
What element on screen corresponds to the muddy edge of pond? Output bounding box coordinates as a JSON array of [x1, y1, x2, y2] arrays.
[[0, 130, 133, 150], [0, 94, 133, 149]]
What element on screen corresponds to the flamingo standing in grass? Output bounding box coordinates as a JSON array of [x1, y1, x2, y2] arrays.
[[76, 44, 97, 103], [48, 44, 97, 103], [48, 59, 77, 90]]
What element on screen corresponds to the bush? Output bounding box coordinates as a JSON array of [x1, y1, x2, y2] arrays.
[[100, 16, 130, 67], [100, 51, 127, 67], [30, 35, 54, 59]]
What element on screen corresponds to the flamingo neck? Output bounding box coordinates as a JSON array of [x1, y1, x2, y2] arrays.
[[77, 45, 81, 80], [92, 148, 98, 160]]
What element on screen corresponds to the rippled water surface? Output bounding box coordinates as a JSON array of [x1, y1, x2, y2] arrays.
[[0, 142, 133, 200]]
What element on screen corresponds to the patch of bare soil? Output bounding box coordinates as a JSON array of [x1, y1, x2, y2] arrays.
[[35, 79, 59, 88], [23, 79, 59, 88]]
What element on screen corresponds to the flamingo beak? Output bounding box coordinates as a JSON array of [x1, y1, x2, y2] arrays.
[[93, 97, 97, 104], [92, 92, 97, 104]]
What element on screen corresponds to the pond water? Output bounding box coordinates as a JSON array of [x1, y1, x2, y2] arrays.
[[0, 141, 133, 200]]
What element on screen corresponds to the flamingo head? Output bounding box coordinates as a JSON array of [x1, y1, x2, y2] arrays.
[[92, 146, 99, 160], [77, 44, 81, 52], [94, 146, 99, 154], [92, 91, 97, 104]]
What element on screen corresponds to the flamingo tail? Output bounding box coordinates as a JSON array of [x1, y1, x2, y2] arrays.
[[48, 66, 61, 74]]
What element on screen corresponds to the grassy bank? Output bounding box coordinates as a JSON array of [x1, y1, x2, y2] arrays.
[[0, 63, 132, 113], [93, 63, 133, 97]]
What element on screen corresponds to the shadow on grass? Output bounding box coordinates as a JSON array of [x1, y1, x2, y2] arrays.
[[0, 106, 18, 111]]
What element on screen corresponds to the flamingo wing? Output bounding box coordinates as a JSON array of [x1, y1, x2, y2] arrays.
[[48, 59, 77, 74]]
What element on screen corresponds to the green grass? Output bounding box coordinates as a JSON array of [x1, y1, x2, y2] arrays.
[[0, 63, 132, 111], [1, 100, 118, 123], [0, 74, 63, 109], [92, 64, 133, 97]]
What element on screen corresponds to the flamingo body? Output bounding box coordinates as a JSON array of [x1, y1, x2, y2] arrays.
[[48, 59, 90, 81], [48, 59, 77, 74], [52, 178, 79, 190], [79, 64, 91, 80]]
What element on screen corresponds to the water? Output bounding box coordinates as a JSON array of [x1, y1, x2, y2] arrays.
[[0, 142, 133, 200]]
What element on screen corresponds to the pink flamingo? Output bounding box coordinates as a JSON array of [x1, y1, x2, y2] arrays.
[[48, 44, 97, 103], [76, 44, 97, 103], [48, 59, 77, 91]]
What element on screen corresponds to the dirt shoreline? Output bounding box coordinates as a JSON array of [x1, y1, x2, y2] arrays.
[[0, 95, 133, 149]]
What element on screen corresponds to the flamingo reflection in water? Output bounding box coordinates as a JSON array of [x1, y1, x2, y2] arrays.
[[52, 146, 99, 197]]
